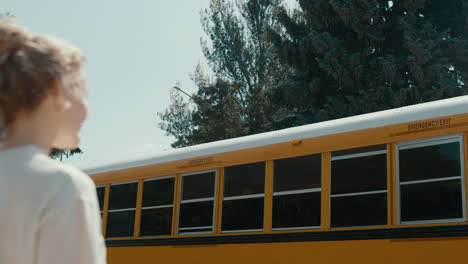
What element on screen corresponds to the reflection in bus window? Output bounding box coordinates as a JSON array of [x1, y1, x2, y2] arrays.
[[331, 145, 387, 228], [106, 182, 138, 237], [140, 177, 175, 236], [96, 186, 105, 218], [222, 162, 265, 232], [398, 136, 465, 223], [273, 154, 321, 230], [178, 171, 216, 234]]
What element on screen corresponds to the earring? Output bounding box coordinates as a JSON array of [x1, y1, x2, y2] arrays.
[[64, 101, 72, 110]]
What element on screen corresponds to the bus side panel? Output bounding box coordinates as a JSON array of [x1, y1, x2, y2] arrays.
[[107, 237, 468, 264]]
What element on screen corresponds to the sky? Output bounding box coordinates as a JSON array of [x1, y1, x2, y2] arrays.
[[2, 0, 297, 170]]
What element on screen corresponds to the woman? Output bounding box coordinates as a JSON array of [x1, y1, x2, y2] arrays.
[[0, 19, 106, 263]]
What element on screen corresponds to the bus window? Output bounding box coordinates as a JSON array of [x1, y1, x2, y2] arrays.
[[178, 171, 216, 234], [272, 154, 321, 230], [398, 135, 465, 224], [96, 185, 105, 217], [106, 182, 138, 238], [139, 177, 175, 236], [331, 145, 387, 228], [222, 162, 265, 232]]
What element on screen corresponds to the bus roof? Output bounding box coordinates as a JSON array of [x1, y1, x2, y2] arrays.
[[84, 95, 468, 175]]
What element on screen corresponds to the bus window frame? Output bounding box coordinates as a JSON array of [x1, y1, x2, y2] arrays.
[[177, 169, 218, 235], [330, 146, 388, 228], [221, 162, 266, 234], [396, 134, 467, 225], [139, 175, 176, 237], [106, 180, 139, 238]]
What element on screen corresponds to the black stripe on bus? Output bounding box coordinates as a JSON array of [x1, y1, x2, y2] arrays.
[[105, 225, 468, 247]]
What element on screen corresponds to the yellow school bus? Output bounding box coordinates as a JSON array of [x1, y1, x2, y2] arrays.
[[88, 95, 468, 264]]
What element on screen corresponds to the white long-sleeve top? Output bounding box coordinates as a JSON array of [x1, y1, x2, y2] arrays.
[[0, 145, 106, 264]]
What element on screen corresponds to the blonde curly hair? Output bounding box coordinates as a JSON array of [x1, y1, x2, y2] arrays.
[[0, 18, 84, 133]]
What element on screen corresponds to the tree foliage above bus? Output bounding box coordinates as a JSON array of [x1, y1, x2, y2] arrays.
[[158, 0, 468, 148]]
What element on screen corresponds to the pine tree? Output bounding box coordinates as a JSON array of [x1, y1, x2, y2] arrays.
[[268, 0, 468, 127], [157, 87, 195, 148], [190, 78, 246, 143], [159, 0, 287, 147], [49, 148, 83, 161]]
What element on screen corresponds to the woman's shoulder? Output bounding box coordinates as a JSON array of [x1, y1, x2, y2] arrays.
[[1, 145, 92, 191], [33, 154, 96, 199], [0, 145, 98, 215]]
